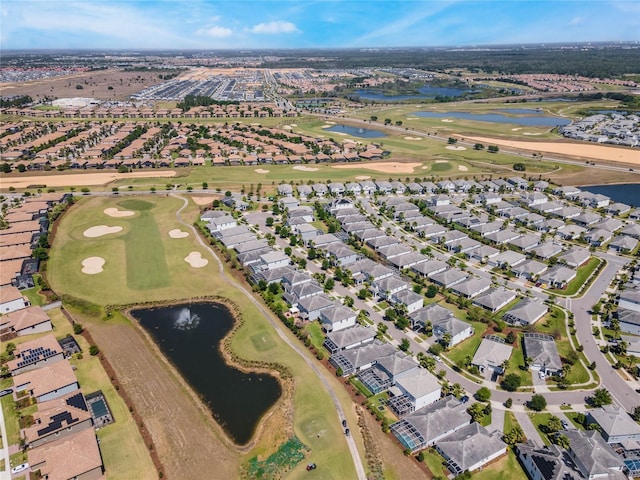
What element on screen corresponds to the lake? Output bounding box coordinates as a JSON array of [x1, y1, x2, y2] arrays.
[[581, 183, 640, 207], [411, 111, 571, 127], [325, 124, 386, 138], [132, 302, 281, 445], [356, 85, 473, 101]]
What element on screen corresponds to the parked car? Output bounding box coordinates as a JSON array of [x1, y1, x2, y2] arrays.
[[306, 463, 317, 471], [0, 388, 13, 398], [11, 463, 29, 474], [460, 395, 469, 404], [561, 420, 569, 430]]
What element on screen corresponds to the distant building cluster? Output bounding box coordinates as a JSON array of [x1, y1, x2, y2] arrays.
[[560, 113, 639, 147], [0, 66, 90, 83]]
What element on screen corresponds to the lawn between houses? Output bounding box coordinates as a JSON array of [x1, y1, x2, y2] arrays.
[[47, 194, 366, 480]]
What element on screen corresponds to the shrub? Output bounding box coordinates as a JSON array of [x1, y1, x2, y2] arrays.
[[89, 345, 99, 356], [501, 373, 522, 392], [73, 323, 83, 334], [529, 394, 547, 411]]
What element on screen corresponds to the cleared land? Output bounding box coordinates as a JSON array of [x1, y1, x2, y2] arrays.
[[48, 194, 364, 480], [0, 170, 177, 189]]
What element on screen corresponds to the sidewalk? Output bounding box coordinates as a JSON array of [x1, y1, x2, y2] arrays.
[[513, 411, 544, 447], [0, 396, 12, 480]]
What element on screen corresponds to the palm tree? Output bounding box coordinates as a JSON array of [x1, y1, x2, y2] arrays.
[[554, 434, 570, 449], [547, 416, 562, 433], [452, 383, 464, 398]]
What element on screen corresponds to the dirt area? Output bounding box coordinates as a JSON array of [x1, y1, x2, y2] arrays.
[[0, 69, 172, 101], [464, 136, 640, 166], [86, 320, 241, 480], [0, 171, 177, 189], [547, 166, 640, 186], [333, 162, 422, 174]]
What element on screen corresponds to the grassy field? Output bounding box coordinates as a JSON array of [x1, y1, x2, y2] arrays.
[[47, 193, 367, 480], [472, 450, 527, 480], [548, 257, 602, 296], [528, 412, 554, 446]]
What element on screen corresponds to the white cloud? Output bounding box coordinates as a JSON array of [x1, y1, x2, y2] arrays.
[[197, 26, 233, 38], [250, 20, 299, 34], [569, 16, 585, 26]]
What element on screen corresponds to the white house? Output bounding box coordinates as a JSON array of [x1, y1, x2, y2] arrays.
[[319, 305, 357, 332], [0, 286, 28, 314]]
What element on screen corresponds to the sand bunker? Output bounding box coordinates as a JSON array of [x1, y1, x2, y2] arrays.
[[325, 121, 336, 124], [254, 169, 270, 174], [458, 165, 469, 171], [511, 128, 522, 131], [404, 136, 422, 141], [283, 125, 293, 130], [289, 124, 298, 127], [184, 251, 208, 268], [83, 225, 123, 238], [435, 160, 449, 163], [465, 135, 640, 165], [441, 119, 454, 123], [446, 146, 467, 151], [81, 256, 105, 275], [169, 229, 189, 239], [355, 175, 371, 180], [190, 196, 217, 206], [321, 124, 333, 129], [104, 207, 134, 218], [293, 166, 318, 172], [523, 132, 543, 136], [333, 162, 421, 174]]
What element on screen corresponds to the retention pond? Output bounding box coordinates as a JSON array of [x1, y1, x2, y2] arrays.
[[132, 301, 282, 445]]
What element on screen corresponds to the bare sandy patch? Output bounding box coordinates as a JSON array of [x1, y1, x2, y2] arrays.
[[465, 136, 640, 166], [321, 124, 333, 129], [325, 121, 336, 124], [254, 168, 270, 174], [169, 229, 189, 239], [404, 136, 422, 141], [104, 207, 134, 218], [190, 195, 216, 206], [83, 225, 123, 238], [441, 119, 454, 123], [333, 162, 421, 174], [293, 166, 318, 172], [0, 170, 177, 189], [458, 165, 469, 171], [283, 125, 293, 130], [511, 128, 522, 131], [184, 251, 208, 268], [523, 132, 543, 136], [289, 123, 298, 127], [435, 160, 448, 163], [355, 175, 371, 180], [82, 256, 105, 275], [446, 146, 467, 151]]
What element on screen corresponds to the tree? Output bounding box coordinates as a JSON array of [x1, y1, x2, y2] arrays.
[[590, 388, 612, 407], [529, 394, 547, 412], [473, 143, 484, 150], [399, 338, 410, 352], [0, 163, 10, 173], [468, 402, 485, 422], [547, 416, 562, 433], [475, 387, 491, 402], [17, 164, 26, 173], [441, 332, 452, 348], [89, 345, 99, 356], [343, 296, 354, 308], [265, 217, 274, 227], [506, 330, 517, 344], [631, 406, 640, 422], [357, 288, 371, 300], [447, 137, 457, 145], [503, 425, 525, 446], [426, 285, 438, 298], [487, 145, 499, 153], [513, 163, 526, 171], [324, 278, 335, 292], [504, 398, 513, 408], [501, 373, 522, 392], [73, 323, 83, 334], [554, 434, 570, 449], [370, 115, 378, 122]]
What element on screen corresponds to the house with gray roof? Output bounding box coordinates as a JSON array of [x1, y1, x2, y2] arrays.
[[234, 238, 270, 254], [485, 228, 521, 245], [504, 298, 548, 326], [277, 184, 294, 196], [298, 293, 334, 320], [556, 224, 587, 240], [319, 304, 357, 332], [371, 275, 409, 301], [470, 244, 500, 262], [511, 259, 548, 280], [429, 268, 468, 288], [329, 341, 396, 376], [432, 315, 474, 348], [532, 242, 564, 260], [609, 235, 639, 253], [390, 368, 442, 415], [509, 233, 542, 251], [619, 287, 640, 313], [388, 252, 428, 270], [411, 259, 448, 277], [308, 233, 340, 248], [620, 223, 640, 240], [390, 396, 471, 452], [585, 228, 613, 246], [282, 280, 323, 307], [517, 442, 582, 480], [523, 333, 563, 375], [296, 184, 313, 199], [219, 232, 256, 248], [618, 308, 640, 335], [587, 405, 640, 444], [361, 262, 395, 282], [471, 221, 505, 237], [391, 289, 424, 313], [323, 325, 376, 354], [410, 303, 453, 331], [471, 336, 513, 377], [563, 430, 627, 480], [377, 242, 413, 259], [357, 351, 418, 395], [436, 423, 507, 476], [417, 224, 448, 239], [450, 277, 492, 299], [488, 250, 526, 268], [366, 235, 399, 249], [539, 265, 577, 289], [472, 287, 517, 312]]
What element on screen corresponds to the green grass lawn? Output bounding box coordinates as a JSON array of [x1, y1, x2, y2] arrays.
[[422, 448, 448, 479], [503, 334, 532, 387], [21, 286, 46, 306], [528, 413, 554, 446], [444, 319, 487, 368], [472, 449, 527, 480]]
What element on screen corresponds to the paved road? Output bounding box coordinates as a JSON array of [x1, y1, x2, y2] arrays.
[[173, 195, 368, 480]]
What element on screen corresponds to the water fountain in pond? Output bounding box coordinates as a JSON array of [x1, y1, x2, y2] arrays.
[[174, 306, 200, 330]]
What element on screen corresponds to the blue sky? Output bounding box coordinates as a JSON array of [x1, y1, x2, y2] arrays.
[[1, 0, 639, 50]]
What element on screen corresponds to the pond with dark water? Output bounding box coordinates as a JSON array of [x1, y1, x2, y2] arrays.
[[325, 124, 386, 138], [411, 111, 571, 127], [580, 183, 640, 207], [132, 302, 281, 445]]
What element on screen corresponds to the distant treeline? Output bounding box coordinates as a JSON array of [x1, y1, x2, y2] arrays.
[[0, 95, 33, 108], [177, 95, 240, 111], [260, 47, 640, 78]]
